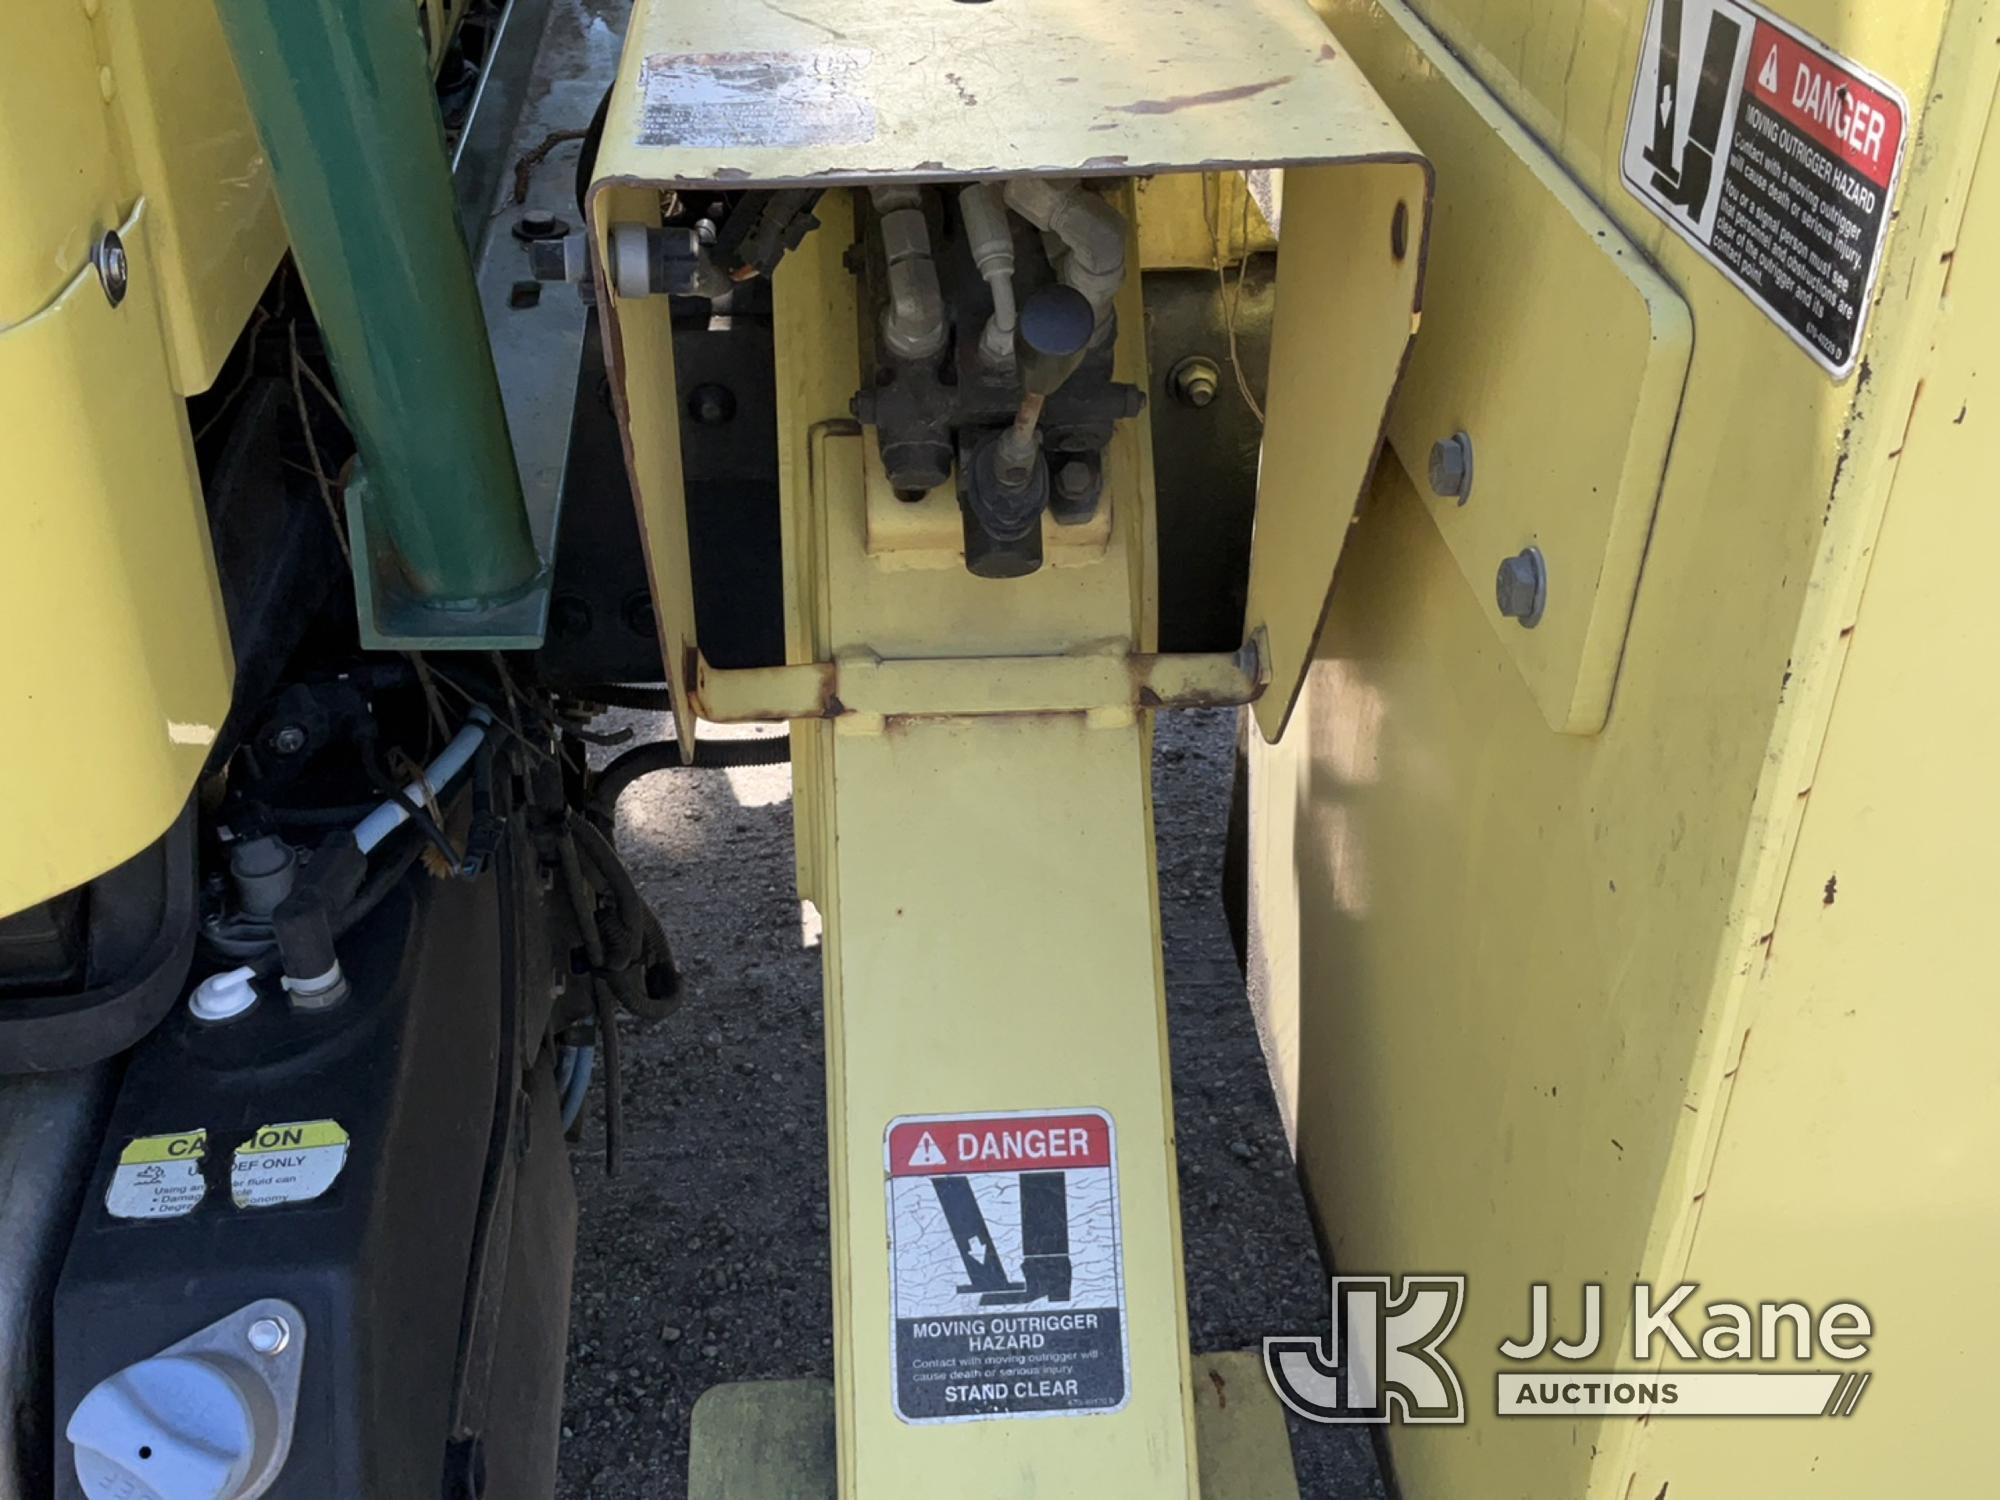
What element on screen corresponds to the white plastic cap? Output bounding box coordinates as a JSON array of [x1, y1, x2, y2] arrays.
[[189, 968, 259, 1024], [67, 1353, 263, 1500]]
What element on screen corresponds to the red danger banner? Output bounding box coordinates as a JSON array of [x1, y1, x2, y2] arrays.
[[1745, 21, 1901, 189], [889, 1113, 1113, 1177]]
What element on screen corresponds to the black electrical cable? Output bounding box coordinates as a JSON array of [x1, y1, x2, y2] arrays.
[[569, 818, 683, 1022]]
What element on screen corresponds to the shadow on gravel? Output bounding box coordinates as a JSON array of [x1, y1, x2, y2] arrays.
[[558, 710, 1382, 1499]]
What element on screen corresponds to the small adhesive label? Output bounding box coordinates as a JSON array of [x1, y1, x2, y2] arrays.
[[885, 1108, 1128, 1424], [231, 1120, 349, 1209], [636, 49, 876, 149], [106, 1129, 208, 1220]]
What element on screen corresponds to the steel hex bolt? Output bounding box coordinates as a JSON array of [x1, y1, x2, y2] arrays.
[[1429, 430, 1473, 503], [1495, 546, 1548, 628]]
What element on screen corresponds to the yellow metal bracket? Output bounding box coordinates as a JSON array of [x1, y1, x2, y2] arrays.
[[690, 636, 1268, 727], [588, 0, 1430, 754], [1318, 0, 1693, 735]]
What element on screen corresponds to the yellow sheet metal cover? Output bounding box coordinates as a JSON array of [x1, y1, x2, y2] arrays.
[[595, 0, 1420, 186]]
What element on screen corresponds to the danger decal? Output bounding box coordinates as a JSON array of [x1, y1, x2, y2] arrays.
[[885, 1109, 1128, 1424], [1622, 0, 1908, 376]]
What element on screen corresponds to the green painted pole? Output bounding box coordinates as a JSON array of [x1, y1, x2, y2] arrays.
[[214, 0, 541, 607]]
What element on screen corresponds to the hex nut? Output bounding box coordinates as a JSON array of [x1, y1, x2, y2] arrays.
[[1429, 430, 1473, 502], [1494, 546, 1548, 628], [1169, 356, 1221, 409], [246, 1316, 291, 1356]]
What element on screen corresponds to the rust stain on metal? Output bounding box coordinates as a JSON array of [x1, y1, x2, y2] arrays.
[[1127, 651, 1265, 711], [1112, 77, 1292, 115]]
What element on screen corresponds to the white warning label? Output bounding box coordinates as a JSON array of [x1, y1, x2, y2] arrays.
[[231, 1119, 350, 1209], [885, 1108, 1128, 1424], [637, 50, 876, 149], [105, 1129, 208, 1220], [1622, 0, 1908, 377]]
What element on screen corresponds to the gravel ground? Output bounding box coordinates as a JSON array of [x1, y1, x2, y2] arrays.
[[557, 709, 1382, 1499]]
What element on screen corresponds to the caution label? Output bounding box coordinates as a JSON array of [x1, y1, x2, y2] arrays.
[[231, 1120, 350, 1209], [106, 1129, 208, 1220], [1622, 0, 1908, 377], [884, 1108, 1128, 1424]]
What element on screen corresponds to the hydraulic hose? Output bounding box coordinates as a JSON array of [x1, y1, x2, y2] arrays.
[[1002, 178, 1127, 342], [958, 184, 1019, 368], [353, 707, 493, 853], [869, 185, 947, 361]]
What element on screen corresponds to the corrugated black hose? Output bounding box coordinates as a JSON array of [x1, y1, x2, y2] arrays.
[[586, 732, 791, 825]]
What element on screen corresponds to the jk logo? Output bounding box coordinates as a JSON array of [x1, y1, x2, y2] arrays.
[[1264, 1276, 1467, 1425]]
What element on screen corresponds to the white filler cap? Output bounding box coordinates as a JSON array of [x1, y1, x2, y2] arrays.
[[66, 1301, 305, 1500], [67, 1353, 267, 1500]]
